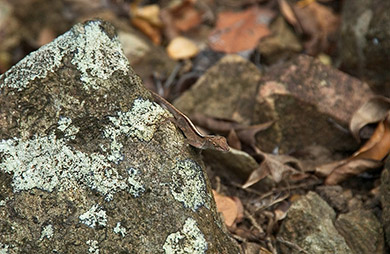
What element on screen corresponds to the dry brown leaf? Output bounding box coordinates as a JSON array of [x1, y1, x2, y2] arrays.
[[315, 159, 348, 177], [352, 115, 390, 160], [227, 129, 242, 150], [131, 17, 161, 44], [278, 0, 302, 33], [280, 0, 339, 55], [318, 115, 390, 185], [242, 164, 269, 188], [232, 196, 244, 223], [243, 152, 303, 188], [350, 96, 390, 141], [209, 6, 275, 53], [166, 36, 199, 60], [325, 159, 382, 185], [212, 190, 239, 227], [169, 0, 202, 32], [160, 0, 202, 40], [236, 121, 274, 148]]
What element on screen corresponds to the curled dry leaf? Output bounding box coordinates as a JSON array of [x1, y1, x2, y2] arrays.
[[212, 190, 241, 227], [352, 114, 390, 160], [317, 114, 390, 185], [350, 95, 390, 141], [208, 6, 274, 53], [325, 159, 382, 185]]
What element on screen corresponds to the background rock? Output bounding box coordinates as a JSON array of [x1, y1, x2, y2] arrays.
[[277, 191, 352, 254], [335, 209, 385, 254], [254, 54, 373, 153], [338, 0, 390, 96], [174, 54, 261, 125], [381, 158, 390, 247]]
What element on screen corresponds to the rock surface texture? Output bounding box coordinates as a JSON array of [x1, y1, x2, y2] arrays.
[[0, 20, 239, 254], [277, 192, 353, 254], [338, 0, 390, 95]]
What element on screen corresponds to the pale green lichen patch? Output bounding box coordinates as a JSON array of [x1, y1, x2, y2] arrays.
[[70, 21, 129, 90], [79, 205, 107, 228], [86, 240, 99, 254], [57, 116, 79, 140], [113, 222, 127, 237], [0, 132, 144, 200], [0, 20, 129, 91], [0, 243, 9, 254], [103, 98, 167, 163], [169, 159, 210, 212], [0, 31, 72, 91], [0, 197, 8, 207], [39, 224, 54, 241], [163, 218, 207, 254]]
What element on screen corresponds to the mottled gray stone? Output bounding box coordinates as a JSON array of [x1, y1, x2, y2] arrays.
[[335, 209, 385, 254], [0, 20, 239, 254], [277, 191, 352, 254]]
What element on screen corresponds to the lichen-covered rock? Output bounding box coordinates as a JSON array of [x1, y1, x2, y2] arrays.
[[0, 20, 239, 254]]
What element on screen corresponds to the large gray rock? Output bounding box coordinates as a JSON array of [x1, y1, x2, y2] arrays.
[[254, 55, 373, 153], [277, 191, 352, 254], [335, 209, 385, 254], [0, 20, 239, 254]]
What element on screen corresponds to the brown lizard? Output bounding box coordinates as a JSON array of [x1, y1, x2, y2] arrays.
[[150, 90, 230, 152]]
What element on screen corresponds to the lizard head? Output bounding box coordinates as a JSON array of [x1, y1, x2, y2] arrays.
[[209, 136, 230, 152]]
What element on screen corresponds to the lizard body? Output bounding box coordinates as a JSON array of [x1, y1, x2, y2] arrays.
[[150, 91, 230, 152]]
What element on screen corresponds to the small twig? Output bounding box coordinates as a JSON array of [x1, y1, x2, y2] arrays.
[[152, 72, 164, 96], [276, 237, 310, 254], [164, 62, 182, 89], [215, 176, 221, 193], [244, 210, 265, 234], [230, 233, 246, 243], [265, 236, 278, 254], [255, 192, 290, 213], [229, 178, 321, 201]]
